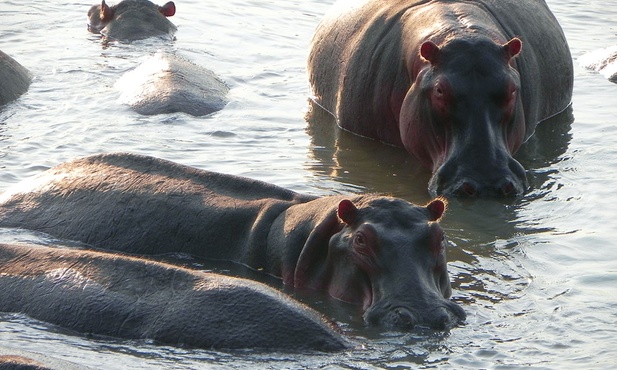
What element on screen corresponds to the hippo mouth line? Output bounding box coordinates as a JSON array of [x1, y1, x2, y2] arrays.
[[363, 279, 375, 312]]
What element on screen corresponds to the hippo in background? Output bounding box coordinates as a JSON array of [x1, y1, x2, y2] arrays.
[[579, 45, 617, 83], [0, 152, 465, 331], [307, 0, 573, 197], [0, 51, 32, 107], [115, 52, 229, 116], [87, 0, 176, 42], [0, 242, 348, 351]]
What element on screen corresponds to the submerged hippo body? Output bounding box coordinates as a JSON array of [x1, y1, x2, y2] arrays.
[[308, 0, 574, 197], [0, 51, 32, 107], [579, 45, 617, 83], [0, 242, 347, 351], [0, 153, 465, 330], [87, 0, 176, 42], [115, 53, 229, 116]]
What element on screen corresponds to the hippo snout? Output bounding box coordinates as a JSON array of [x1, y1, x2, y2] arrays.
[[430, 303, 467, 330], [363, 305, 415, 330], [430, 156, 528, 197], [363, 301, 465, 331], [387, 307, 417, 330], [447, 176, 525, 197]]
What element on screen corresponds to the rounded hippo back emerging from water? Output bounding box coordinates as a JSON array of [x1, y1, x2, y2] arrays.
[[0, 50, 32, 107], [0, 242, 347, 351], [87, 0, 176, 42], [308, 0, 574, 197], [0, 153, 465, 331], [579, 45, 617, 84], [115, 52, 229, 116]]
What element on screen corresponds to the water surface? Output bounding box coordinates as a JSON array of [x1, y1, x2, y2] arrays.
[[1, 0, 616, 368]]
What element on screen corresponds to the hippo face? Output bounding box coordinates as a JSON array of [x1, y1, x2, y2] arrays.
[[87, 0, 176, 41], [400, 37, 528, 197], [325, 197, 465, 330]]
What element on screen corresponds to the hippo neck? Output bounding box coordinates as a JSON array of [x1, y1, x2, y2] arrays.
[[265, 194, 371, 290]]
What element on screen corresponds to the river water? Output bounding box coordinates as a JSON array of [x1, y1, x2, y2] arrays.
[[0, 0, 616, 368]]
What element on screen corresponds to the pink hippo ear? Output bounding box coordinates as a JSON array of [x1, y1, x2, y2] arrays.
[[504, 37, 522, 60], [100, 0, 113, 22], [159, 1, 176, 17], [337, 199, 358, 225], [426, 198, 447, 221], [420, 41, 440, 64]]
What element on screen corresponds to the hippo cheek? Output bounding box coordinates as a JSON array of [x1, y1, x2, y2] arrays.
[[428, 148, 528, 197]]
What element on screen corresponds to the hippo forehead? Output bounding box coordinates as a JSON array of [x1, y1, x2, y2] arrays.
[[439, 38, 510, 74], [355, 197, 431, 227], [114, 0, 163, 12]]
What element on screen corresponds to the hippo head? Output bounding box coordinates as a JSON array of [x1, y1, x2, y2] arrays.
[[87, 0, 176, 40], [296, 196, 465, 331], [400, 37, 528, 197]]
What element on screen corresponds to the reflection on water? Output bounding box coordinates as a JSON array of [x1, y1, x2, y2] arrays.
[[305, 99, 434, 203]]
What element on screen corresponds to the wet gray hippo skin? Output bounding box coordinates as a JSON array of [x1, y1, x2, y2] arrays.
[[0, 51, 32, 107], [308, 0, 574, 197], [0, 153, 465, 330], [115, 52, 229, 116], [87, 0, 176, 42], [0, 242, 347, 351]]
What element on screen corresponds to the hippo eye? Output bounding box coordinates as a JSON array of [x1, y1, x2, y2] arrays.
[[504, 85, 517, 102], [354, 232, 366, 246], [434, 85, 443, 97], [508, 89, 516, 101]]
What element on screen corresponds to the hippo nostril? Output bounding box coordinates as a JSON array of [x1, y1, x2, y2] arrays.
[[457, 182, 477, 197], [433, 307, 454, 330], [394, 307, 416, 328], [432, 304, 466, 330], [501, 180, 516, 196]]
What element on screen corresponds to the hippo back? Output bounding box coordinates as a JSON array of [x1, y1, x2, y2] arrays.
[[0, 153, 316, 260], [0, 242, 347, 351], [115, 53, 229, 116], [308, 0, 573, 142], [0, 50, 32, 107]]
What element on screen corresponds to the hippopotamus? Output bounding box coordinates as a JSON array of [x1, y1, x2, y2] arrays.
[[579, 45, 617, 83], [0, 355, 56, 370], [87, 0, 176, 42], [115, 52, 229, 116], [0, 152, 465, 331], [307, 0, 574, 197], [0, 242, 347, 351], [0, 50, 32, 107]]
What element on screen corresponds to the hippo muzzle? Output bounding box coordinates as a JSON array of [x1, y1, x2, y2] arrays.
[[363, 297, 466, 330], [429, 149, 529, 197]]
